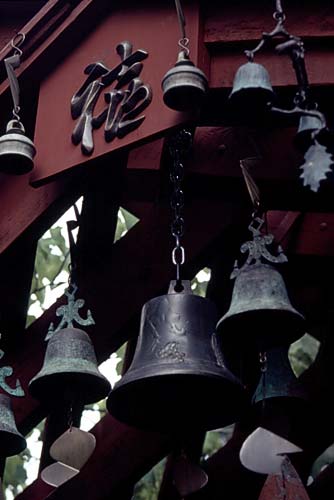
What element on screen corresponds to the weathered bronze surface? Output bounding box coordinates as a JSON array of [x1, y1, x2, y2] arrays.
[[107, 282, 246, 431], [229, 62, 274, 111], [29, 328, 111, 404], [0, 393, 26, 457], [218, 263, 305, 350], [162, 51, 208, 111]]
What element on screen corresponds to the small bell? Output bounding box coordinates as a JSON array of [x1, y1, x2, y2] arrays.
[[107, 281, 246, 431], [29, 328, 111, 405], [0, 120, 36, 175], [294, 111, 331, 153], [0, 393, 26, 457], [217, 215, 305, 351], [162, 51, 208, 111], [229, 61, 275, 113], [218, 263, 305, 351]]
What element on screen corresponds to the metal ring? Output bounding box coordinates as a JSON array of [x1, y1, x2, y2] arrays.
[[172, 245, 185, 266], [273, 11, 286, 22]]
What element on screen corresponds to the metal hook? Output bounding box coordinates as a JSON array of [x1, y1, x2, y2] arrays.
[[11, 33, 25, 57]]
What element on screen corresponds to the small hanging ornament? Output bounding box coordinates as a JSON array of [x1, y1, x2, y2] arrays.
[[41, 427, 96, 487], [161, 0, 208, 111], [299, 139, 333, 193], [172, 451, 208, 497], [29, 206, 110, 405], [107, 130, 246, 431], [0, 33, 36, 174], [258, 456, 310, 500]]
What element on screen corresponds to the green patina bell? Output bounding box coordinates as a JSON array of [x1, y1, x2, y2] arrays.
[[29, 328, 111, 405], [229, 62, 275, 113], [0, 393, 26, 457]]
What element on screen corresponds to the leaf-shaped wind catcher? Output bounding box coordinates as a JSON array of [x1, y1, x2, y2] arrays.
[[300, 140, 333, 193]]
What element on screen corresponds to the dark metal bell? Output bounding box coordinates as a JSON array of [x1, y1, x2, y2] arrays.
[[0, 393, 26, 457], [252, 347, 308, 444], [0, 120, 36, 175], [253, 347, 308, 405], [29, 328, 111, 404], [162, 51, 208, 111], [107, 281, 246, 431], [229, 62, 274, 111], [217, 263, 305, 350]]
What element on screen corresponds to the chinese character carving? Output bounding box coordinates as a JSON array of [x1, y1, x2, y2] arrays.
[[71, 41, 152, 155]]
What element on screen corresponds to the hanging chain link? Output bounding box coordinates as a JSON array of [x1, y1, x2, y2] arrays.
[[169, 129, 192, 286], [273, 0, 286, 22], [259, 351, 267, 417]]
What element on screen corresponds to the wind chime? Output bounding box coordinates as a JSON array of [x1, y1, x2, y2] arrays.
[[29, 207, 110, 487], [0, 33, 36, 174], [229, 0, 334, 192], [0, 334, 26, 493], [107, 129, 246, 433], [161, 0, 208, 111]]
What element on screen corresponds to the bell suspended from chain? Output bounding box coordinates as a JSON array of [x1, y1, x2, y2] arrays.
[[229, 61, 275, 113], [29, 327, 110, 405], [162, 0, 208, 111], [107, 281, 246, 431], [217, 216, 305, 351], [0, 393, 26, 457], [0, 34, 36, 174]]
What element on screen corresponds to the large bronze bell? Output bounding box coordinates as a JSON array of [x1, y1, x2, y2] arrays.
[[229, 61, 274, 111], [162, 51, 208, 111], [29, 328, 111, 405], [107, 281, 246, 431], [217, 263, 305, 350], [0, 120, 36, 175], [0, 393, 26, 457]]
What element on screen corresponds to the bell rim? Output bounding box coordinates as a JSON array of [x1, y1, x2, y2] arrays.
[[108, 370, 247, 431], [29, 368, 111, 404], [0, 431, 27, 457]]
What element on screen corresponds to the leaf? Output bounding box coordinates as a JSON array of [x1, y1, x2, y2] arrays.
[[300, 141, 333, 192]]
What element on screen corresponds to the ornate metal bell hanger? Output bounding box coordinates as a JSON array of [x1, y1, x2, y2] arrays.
[[29, 206, 111, 405], [0, 33, 36, 175], [161, 0, 208, 111], [217, 164, 305, 353]]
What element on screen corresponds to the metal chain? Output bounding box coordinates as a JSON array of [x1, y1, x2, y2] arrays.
[[169, 129, 192, 287], [259, 351, 267, 417]]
